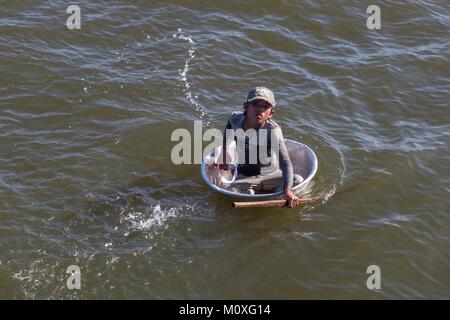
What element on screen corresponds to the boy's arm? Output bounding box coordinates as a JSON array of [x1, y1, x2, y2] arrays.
[[277, 129, 294, 192], [276, 127, 300, 208]]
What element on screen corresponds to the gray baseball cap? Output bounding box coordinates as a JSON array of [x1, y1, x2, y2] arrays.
[[246, 86, 276, 107]]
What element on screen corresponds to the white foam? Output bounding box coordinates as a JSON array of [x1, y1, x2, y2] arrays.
[[174, 28, 210, 126], [322, 184, 337, 202], [120, 204, 180, 239]]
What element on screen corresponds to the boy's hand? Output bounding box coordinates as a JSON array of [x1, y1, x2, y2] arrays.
[[282, 189, 300, 208]]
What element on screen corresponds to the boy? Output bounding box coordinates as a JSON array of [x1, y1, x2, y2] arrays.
[[219, 87, 302, 208]]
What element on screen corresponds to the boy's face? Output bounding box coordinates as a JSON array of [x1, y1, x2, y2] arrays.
[[245, 99, 274, 126]]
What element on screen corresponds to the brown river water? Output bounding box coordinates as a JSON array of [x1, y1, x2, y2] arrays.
[[0, 1, 449, 298]]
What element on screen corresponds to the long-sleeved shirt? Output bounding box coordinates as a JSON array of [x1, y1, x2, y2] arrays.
[[222, 111, 294, 191]]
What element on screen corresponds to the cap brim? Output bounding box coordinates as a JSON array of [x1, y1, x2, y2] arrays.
[[247, 97, 274, 106]]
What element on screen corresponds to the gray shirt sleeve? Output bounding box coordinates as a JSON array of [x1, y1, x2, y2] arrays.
[[275, 127, 294, 191]]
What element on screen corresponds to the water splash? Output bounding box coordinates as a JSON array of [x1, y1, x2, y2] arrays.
[[173, 28, 210, 126], [119, 204, 180, 239]]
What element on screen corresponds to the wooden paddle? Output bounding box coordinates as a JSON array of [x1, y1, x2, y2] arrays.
[[232, 197, 319, 208]]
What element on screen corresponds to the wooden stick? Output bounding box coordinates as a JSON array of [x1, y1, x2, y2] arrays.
[[232, 200, 286, 208], [232, 197, 319, 208]]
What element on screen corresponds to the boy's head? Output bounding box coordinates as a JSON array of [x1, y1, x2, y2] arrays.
[[243, 86, 276, 125], [246, 86, 276, 107]]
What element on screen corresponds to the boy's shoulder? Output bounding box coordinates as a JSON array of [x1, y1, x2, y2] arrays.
[[230, 110, 244, 118], [264, 118, 280, 130], [227, 111, 245, 128]]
